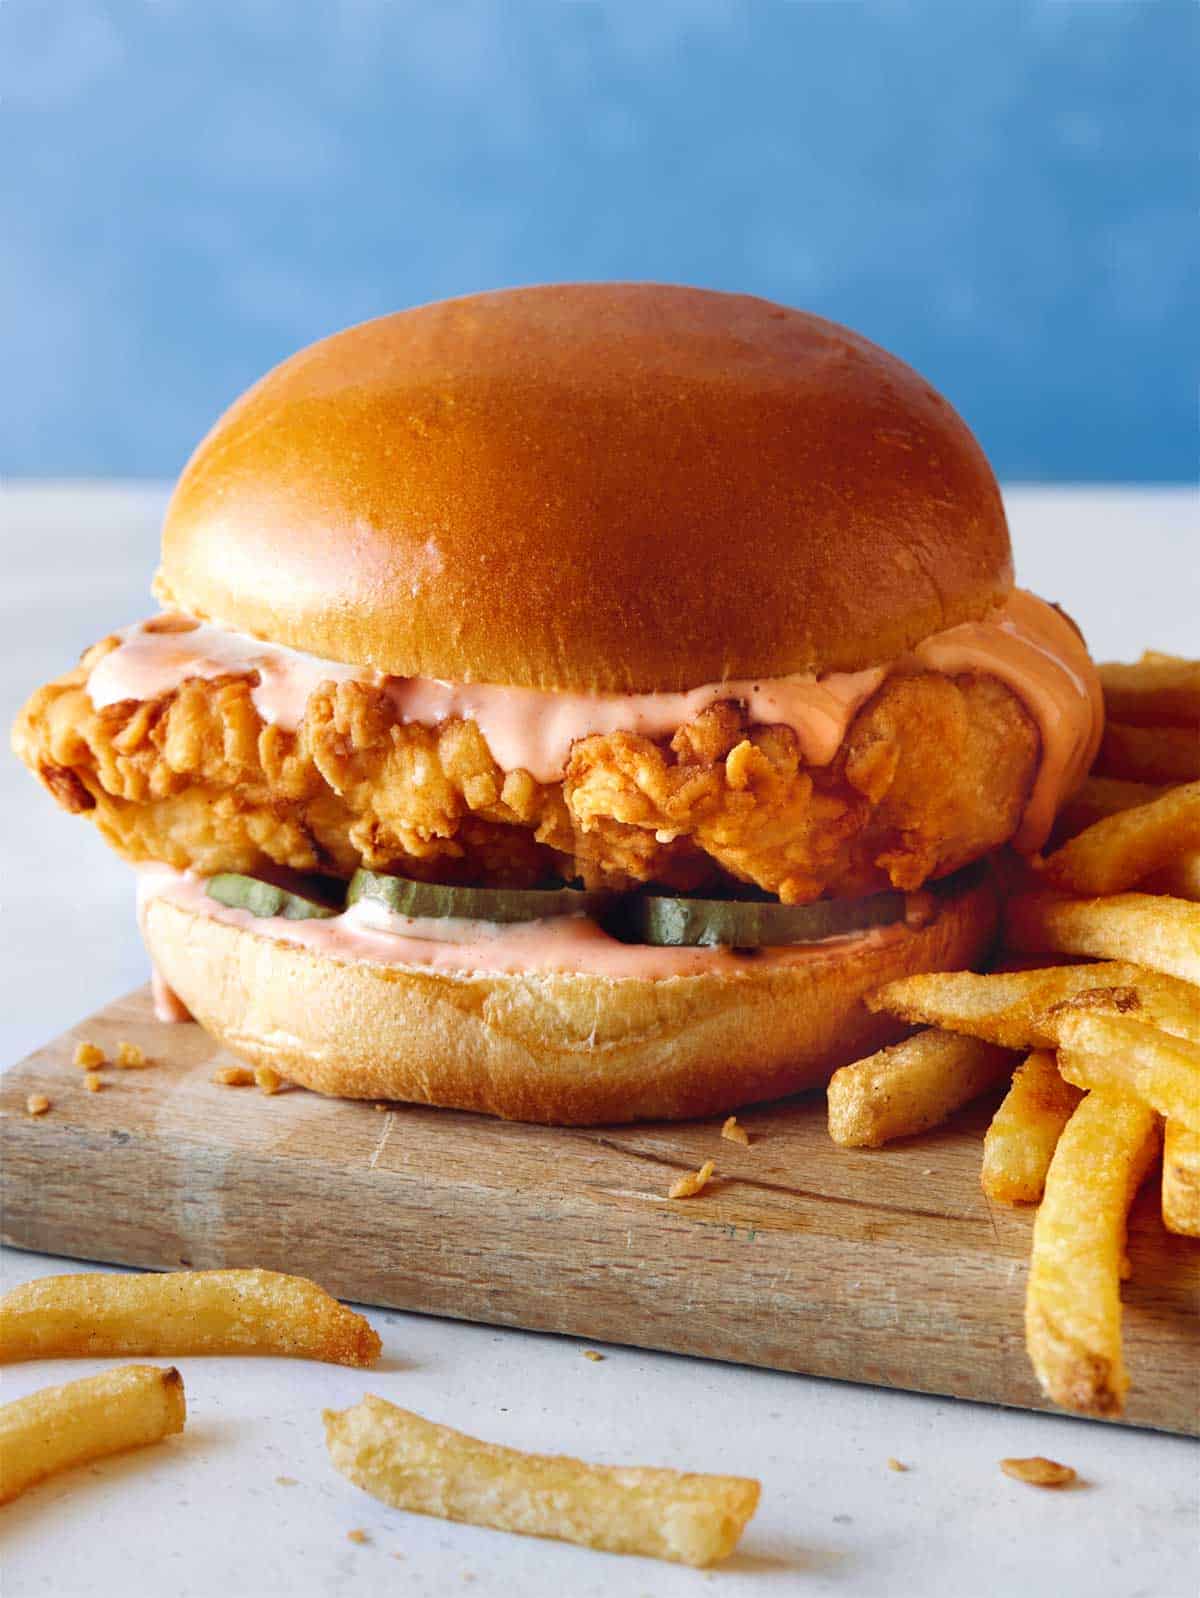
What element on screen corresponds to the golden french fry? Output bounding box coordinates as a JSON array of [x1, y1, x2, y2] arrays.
[[1162, 1121, 1200, 1237], [869, 961, 1200, 1050], [826, 1028, 1013, 1148], [0, 1364, 185, 1504], [0, 1269, 380, 1368], [1098, 657, 1200, 726], [1051, 776, 1164, 844], [1054, 1013, 1200, 1131], [1025, 1090, 1160, 1417], [1004, 891, 1200, 986], [1096, 721, 1200, 784], [1042, 782, 1200, 896], [1140, 849, 1200, 902], [980, 1051, 1083, 1205], [324, 1396, 760, 1568]]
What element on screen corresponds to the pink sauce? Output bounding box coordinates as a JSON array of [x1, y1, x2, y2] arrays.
[[137, 867, 907, 981], [92, 590, 1103, 851], [914, 590, 1104, 850]]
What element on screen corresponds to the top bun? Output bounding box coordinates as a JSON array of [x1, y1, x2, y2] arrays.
[[157, 284, 1012, 692]]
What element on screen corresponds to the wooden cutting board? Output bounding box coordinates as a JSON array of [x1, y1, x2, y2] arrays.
[[3, 987, 1196, 1436]]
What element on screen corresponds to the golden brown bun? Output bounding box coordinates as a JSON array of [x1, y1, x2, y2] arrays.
[[142, 873, 997, 1124], [157, 284, 1012, 692]]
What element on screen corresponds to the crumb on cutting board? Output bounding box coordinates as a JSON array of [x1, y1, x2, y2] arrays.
[[83, 1072, 104, 1093], [115, 1040, 150, 1069], [669, 1159, 715, 1199], [721, 1116, 750, 1145], [255, 1066, 283, 1095], [213, 1067, 256, 1087], [25, 1093, 51, 1116], [73, 1040, 105, 1070]]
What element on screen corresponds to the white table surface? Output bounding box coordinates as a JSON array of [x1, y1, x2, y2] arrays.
[[1, 483, 1197, 1598]]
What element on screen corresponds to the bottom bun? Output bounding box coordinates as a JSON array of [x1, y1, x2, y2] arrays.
[[143, 873, 997, 1125]]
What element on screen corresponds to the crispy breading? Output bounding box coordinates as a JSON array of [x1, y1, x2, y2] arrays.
[[13, 641, 1038, 901]]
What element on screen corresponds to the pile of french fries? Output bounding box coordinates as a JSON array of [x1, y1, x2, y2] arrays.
[[829, 651, 1199, 1419]]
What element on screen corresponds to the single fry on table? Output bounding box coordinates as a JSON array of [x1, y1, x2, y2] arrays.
[[1004, 891, 1200, 986], [827, 1028, 1012, 1149], [980, 1050, 1083, 1205], [0, 1268, 380, 1367], [323, 1396, 760, 1568], [1054, 1013, 1200, 1131], [1161, 1121, 1200, 1237], [0, 1364, 185, 1505], [1041, 782, 1200, 897], [1025, 1089, 1160, 1417], [869, 961, 1200, 1050]]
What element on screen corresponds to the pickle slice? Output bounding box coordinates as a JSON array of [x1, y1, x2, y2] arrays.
[[207, 872, 342, 921], [347, 870, 613, 923], [627, 888, 906, 948]]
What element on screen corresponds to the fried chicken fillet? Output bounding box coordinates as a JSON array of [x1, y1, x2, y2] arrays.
[[14, 631, 1038, 905]]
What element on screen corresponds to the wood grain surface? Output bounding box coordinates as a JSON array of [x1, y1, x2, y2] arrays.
[[2, 987, 1196, 1435]]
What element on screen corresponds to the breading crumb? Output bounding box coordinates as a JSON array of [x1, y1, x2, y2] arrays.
[[374, 1102, 390, 1112], [213, 1066, 255, 1087], [721, 1115, 750, 1145], [73, 1040, 105, 1070], [275, 1475, 298, 1487], [583, 1350, 605, 1362], [255, 1066, 283, 1095], [83, 1072, 104, 1093], [669, 1159, 715, 1199], [1001, 1456, 1077, 1488], [887, 1457, 908, 1473], [346, 1528, 369, 1545], [26, 1093, 51, 1116], [115, 1040, 149, 1069]]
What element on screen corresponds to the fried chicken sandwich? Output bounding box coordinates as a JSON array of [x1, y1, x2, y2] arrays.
[[13, 284, 1103, 1122]]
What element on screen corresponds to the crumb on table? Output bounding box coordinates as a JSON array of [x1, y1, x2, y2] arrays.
[[721, 1115, 750, 1145], [83, 1072, 104, 1093], [669, 1159, 715, 1200], [887, 1457, 908, 1473], [583, 1349, 605, 1362], [1001, 1456, 1077, 1489], [213, 1066, 256, 1087], [346, 1528, 369, 1545], [73, 1040, 105, 1070], [26, 1094, 51, 1116], [255, 1066, 283, 1095], [115, 1040, 149, 1069]]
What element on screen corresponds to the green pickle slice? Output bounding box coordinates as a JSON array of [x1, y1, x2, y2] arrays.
[[206, 872, 342, 921], [626, 888, 906, 948], [348, 869, 612, 924]]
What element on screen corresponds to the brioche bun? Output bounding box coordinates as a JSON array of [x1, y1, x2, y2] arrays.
[[142, 872, 997, 1124], [156, 283, 1012, 693]]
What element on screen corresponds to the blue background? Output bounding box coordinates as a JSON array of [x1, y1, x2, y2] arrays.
[[4, 1, 1195, 481]]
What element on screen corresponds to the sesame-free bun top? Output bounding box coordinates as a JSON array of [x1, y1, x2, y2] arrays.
[[157, 283, 1013, 692]]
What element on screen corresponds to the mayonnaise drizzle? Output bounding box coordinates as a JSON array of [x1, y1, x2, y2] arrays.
[[92, 589, 1102, 851]]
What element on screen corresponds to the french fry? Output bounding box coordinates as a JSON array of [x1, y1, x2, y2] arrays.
[[1051, 776, 1164, 844], [1098, 656, 1200, 726], [869, 961, 1200, 1050], [323, 1396, 760, 1568], [1140, 849, 1200, 902], [1162, 1121, 1200, 1237], [1025, 1090, 1160, 1417], [980, 1051, 1083, 1205], [1041, 782, 1200, 896], [1054, 1013, 1200, 1131], [1004, 891, 1200, 985], [827, 1029, 1013, 1148], [1096, 721, 1200, 785], [0, 1364, 185, 1504], [0, 1269, 380, 1368]]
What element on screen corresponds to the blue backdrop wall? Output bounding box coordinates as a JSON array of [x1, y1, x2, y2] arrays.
[[4, 1, 1195, 481]]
